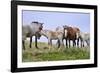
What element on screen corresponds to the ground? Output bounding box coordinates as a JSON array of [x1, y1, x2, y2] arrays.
[[22, 41, 90, 62]]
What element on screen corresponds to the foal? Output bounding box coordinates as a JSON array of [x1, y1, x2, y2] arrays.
[[40, 29, 64, 50]]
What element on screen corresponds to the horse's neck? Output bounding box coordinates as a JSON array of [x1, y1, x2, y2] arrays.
[[41, 30, 49, 37], [28, 25, 38, 35]]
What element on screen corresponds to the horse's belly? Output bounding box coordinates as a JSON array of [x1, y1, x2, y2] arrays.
[[51, 37, 58, 40]]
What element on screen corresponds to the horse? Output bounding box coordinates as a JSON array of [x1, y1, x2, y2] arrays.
[[22, 21, 43, 50], [63, 25, 80, 48], [55, 26, 65, 48], [79, 32, 90, 47], [40, 29, 64, 50]]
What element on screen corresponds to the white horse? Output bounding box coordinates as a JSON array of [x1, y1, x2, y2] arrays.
[[79, 32, 90, 47], [40, 29, 64, 50]]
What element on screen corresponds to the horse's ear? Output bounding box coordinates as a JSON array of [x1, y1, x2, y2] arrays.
[[63, 25, 67, 28], [32, 21, 38, 24], [63, 25, 65, 28], [65, 25, 69, 28]]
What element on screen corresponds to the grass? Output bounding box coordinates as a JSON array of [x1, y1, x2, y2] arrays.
[[22, 41, 90, 62]]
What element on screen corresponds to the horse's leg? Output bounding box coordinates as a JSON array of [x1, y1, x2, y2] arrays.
[[80, 39, 83, 48], [69, 40, 70, 48], [65, 39, 68, 48], [51, 39, 52, 50], [77, 38, 79, 48], [62, 39, 64, 47], [30, 36, 32, 48], [48, 39, 51, 51], [75, 39, 76, 47], [58, 39, 61, 51], [50, 39, 52, 50], [81, 40, 82, 47], [86, 40, 89, 46], [83, 40, 84, 47], [58, 39, 63, 51], [35, 36, 38, 49], [73, 39, 76, 47], [22, 40, 25, 50], [73, 40, 74, 47], [57, 40, 60, 48], [76, 33, 80, 48]]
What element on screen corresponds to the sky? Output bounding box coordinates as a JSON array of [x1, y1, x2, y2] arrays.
[[22, 10, 90, 43]]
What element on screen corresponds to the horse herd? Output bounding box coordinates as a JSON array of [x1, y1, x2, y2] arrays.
[[22, 21, 90, 50]]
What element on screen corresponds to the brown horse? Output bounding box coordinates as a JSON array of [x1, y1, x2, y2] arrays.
[[63, 25, 80, 48]]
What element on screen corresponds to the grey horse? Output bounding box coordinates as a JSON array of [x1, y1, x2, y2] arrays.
[[22, 21, 43, 50], [40, 29, 64, 50], [79, 32, 90, 47]]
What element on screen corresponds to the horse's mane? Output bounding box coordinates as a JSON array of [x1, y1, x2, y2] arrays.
[[31, 21, 38, 24]]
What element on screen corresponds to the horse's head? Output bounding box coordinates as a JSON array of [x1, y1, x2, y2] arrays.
[[63, 25, 71, 30], [38, 22, 43, 32], [31, 21, 43, 39], [31, 21, 43, 32], [63, 25, 69, 37]]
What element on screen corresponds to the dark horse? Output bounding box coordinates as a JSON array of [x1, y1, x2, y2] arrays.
[[22, 21, 43, 50], [63, 25, 80, 48]]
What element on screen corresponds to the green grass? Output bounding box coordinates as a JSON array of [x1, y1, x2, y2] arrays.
[[22, 41, 90, 62]]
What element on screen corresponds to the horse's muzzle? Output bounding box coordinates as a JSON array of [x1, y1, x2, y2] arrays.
[[39, 27, 42, 31]]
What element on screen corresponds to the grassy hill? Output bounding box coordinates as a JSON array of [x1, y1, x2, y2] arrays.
[[22, 41, 90, 62]]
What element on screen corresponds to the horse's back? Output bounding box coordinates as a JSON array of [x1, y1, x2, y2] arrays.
[[49, 31, 63, 39], [84, 32, 90, 40], [67, 27, 76, 39], [80, 32, 90, 40]]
